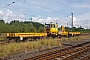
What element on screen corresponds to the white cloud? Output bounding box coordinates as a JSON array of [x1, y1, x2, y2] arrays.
[[32, 16, 60, 24], [0, 9, 90, 29], [75, 12, 90, 28], [32, 16, 77, 27], [69, 16, 79, 27], [0, 10, 4, 15], [0, 9, 25, 23], [69, 16, 77, 22], [36, 6, 41, 9], [31, 14, 90, 29], [0, 10, 4, 19]]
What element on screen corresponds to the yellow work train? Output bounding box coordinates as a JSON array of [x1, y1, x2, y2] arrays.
[[44, 22, 80, 37], [6, 22, 81, 41]]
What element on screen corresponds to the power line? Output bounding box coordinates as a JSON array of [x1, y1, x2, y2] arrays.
[[5, 0, 26, 8], [57, 1, 72, 9], [3, 0, 71, 16], [22, 1, 60, 13], [4, 0, 69, 12], [4, 0, 58, 17]]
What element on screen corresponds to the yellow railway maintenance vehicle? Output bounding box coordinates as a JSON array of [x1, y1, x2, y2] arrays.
[[44, 22, 81, 37], [6, 22, 81, 42], [44, 22, 58, 37]]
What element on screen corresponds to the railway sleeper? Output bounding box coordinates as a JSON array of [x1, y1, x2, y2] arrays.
[[28, 51, 59, 60], [51, 46, 89, 60], [39, 53, 61, 60], [80, 54, 90, 60], [62, 46, 90, 60], [27, 47, 70, 60], [68, 47, 82, 54], [50, 46, 90, 60], [50, 48, 84, 60], [26, 45, 90, 60], [73, 41, 90, 48]]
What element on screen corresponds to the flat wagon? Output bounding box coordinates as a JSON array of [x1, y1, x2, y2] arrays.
[[7, 33, 47, 41]]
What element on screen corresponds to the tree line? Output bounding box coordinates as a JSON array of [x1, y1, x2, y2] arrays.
[[0, 20, 44, 33], [0, 20, 90, 33], [65, 26, 90, 33]]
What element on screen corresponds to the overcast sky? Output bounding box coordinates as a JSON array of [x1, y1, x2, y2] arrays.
[[0, 0, 90, 28]]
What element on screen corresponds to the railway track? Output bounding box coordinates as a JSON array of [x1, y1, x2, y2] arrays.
[[0, 33, 89, 44], [25, 41, 90, 60], [0, 40, 7, 44]]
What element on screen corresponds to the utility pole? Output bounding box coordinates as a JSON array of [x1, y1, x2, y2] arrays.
[[67, 23, 68, 27], [71, 12, 73, 28]]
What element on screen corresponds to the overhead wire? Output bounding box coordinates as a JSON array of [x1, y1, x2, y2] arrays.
[[5, 0, 26, 8], [57, 1, 72, 10], [20, 0, 66, 18], [3, 0, 68, 13], [21, 1, 60, 13], [4, 0, 71, 17], [3, 0, 90, 21], [4, 0, 49, 17]]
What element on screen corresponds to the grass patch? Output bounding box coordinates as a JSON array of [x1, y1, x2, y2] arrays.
[[70, 35, 90, 41], [0, 37, 6, 40], [0, 34, 90, 58], [0, 39, 60, 58]]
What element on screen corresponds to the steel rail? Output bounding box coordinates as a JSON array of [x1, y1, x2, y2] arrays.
[[25, 41, 90, 60]]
